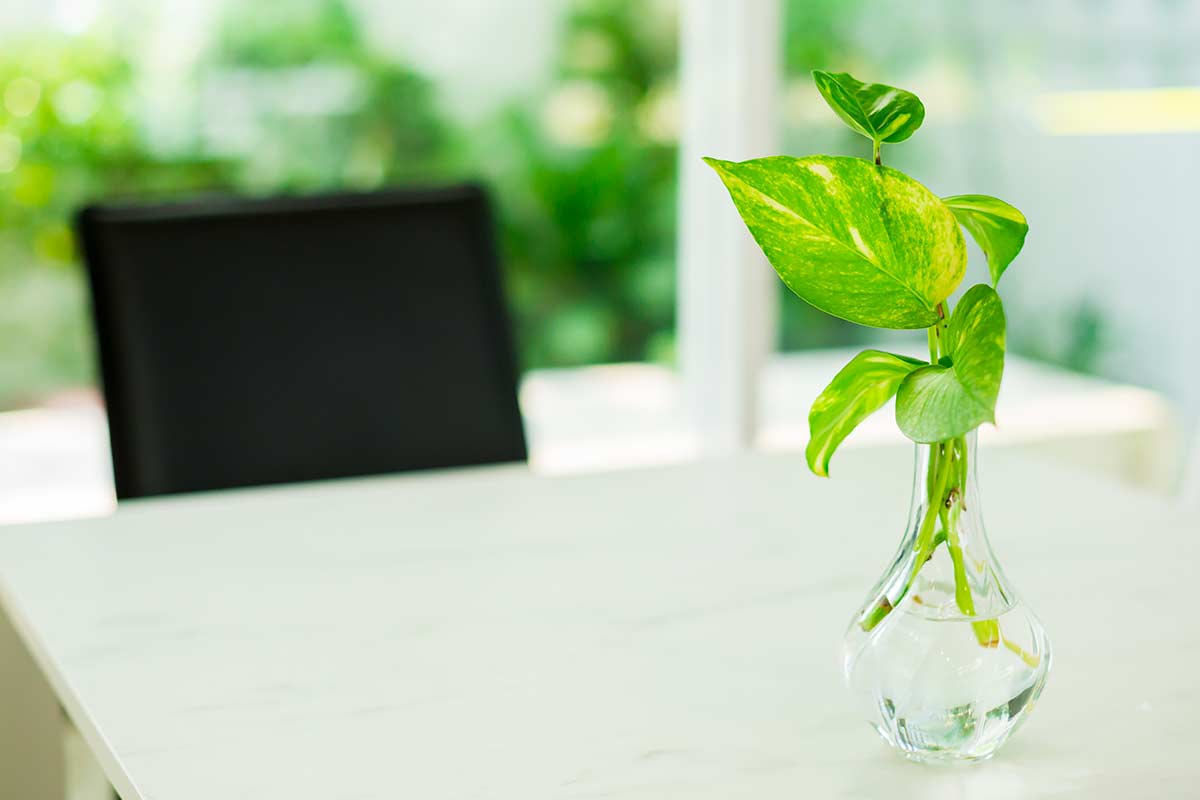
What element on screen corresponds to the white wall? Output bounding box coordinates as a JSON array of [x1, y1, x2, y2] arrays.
[[997, 130, 1200, 423]]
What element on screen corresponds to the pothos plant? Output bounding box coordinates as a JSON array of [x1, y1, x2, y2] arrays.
[[705, 71, 1028, 642]]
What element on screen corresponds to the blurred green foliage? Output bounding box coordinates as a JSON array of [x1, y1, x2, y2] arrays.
[[475, 0, 680, 367], [0, 33, 230, 405], [203, 0, 459, 191]]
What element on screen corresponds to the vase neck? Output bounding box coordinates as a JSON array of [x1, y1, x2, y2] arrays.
[[894, 430, 1016, 621], [907, 431, 983, 535]]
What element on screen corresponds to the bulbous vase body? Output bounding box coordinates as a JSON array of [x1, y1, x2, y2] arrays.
[[842, 433, 1050, 764]]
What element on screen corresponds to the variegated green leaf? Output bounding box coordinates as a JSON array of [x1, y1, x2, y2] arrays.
[[812, 70, 926, 145], [943, 194, 1029, 287], [944, 284, 1006, 403], [893, 367, 984, 444], [703, 155, 966, 329], [895, 284, 1006, 442], [807, 349, 926, 476]]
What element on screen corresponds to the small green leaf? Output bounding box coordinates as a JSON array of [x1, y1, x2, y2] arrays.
[[896, 284, 1006, 442], [893, 367, 985, 444], [942, 194, 1029, 287], [807, 349, 926, 476], [944, 284, 1006, 405], [703, 155, 966, 330], [812, 70, 926, 145]]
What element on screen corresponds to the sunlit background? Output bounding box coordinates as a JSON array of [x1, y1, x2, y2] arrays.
[[1, 0, 1198, 529]]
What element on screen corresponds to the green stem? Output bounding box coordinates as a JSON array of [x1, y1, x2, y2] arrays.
[[923, 323, 941, 500], [899, 444, 953, 602], [934, 301, 950, 357], [1002, 636, 1041, 668], [956, 436, 968, 507], [873, 139, 882, 165], [925, 442, 937, 505], [942, 436, 998, 646]]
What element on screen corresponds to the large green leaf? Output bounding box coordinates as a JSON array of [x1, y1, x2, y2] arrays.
[[895, 284, 1006, 442], [942, 194, 1028, 287], [812, 70, 926, 145], [703, 155, 966, 329], [807, 349, 926, 476]]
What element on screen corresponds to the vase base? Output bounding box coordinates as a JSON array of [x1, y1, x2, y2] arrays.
[[896, 747, 997, 767]]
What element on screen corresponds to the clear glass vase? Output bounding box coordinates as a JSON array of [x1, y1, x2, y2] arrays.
[[842, 431, 1051, 764]]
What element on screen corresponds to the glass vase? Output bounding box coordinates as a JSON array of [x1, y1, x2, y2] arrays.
[[842, 431, 1050, 764]]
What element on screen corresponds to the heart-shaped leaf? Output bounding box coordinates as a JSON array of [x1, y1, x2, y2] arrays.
[[812, 70, 926, 145], [942, 194, 1029, 287], [807, 349, 926, 476], [703, 155, 966, 330], [895, 284, 1006, 442]]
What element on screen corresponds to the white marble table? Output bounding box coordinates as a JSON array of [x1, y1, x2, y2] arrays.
[[0, 448, 1196, 799]]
